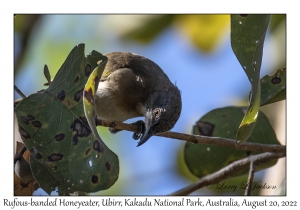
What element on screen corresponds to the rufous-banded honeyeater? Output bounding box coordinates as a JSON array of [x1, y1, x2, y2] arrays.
[[94, 52, 182, 146]]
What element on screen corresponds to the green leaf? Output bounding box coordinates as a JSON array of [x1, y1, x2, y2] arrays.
[[260, 68, 286, 106], [15, 44, 119, 195], [184, 107, 280, 179], [83, 56, 107, 149], [29, 156, 60, 194], [231, 14, 271, 145]]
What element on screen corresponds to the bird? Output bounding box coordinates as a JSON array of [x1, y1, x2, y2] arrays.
[[94, 52, 182, 146]]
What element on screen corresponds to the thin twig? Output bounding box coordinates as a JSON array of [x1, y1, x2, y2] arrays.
[[14, 98, 23, 108], [168, 152, 285, 196], [96, 119, 286, 154], [14, 85, 26, 99], [244, 161, 256, 196], [14, 146, 27, 164]]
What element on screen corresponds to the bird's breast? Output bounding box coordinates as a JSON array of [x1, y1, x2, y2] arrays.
[[94, 80, 145, 122]]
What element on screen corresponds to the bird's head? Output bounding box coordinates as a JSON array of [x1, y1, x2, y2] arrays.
[[137, 85, 182, 146]]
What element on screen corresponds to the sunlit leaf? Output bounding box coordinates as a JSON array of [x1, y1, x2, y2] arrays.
[[260, 68, 286, 106], [83, 52, 108, 162], [114, 15, 229, 52], [231, 14, 271, 145], [176, 14, 230, 52], [15, 44, 119, 195], [184, 107, 280, 179]]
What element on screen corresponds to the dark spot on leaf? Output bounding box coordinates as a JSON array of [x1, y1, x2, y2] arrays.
[[246, 151, 251, 156], [70, 117, 91, 137], [84, 88, 93, 104], [54, 133, 65, 141], [20, 115, 35, 125], [74, 75, 80, 83], [93, 76, 100, 86], [31, 120, 42, 128], [74, 88, 83, 102], [73, 135, 79, 145], [54, 166, 57, 169], [249, 108, 253, 113], [240, 14, 248, 17], [26, 115, 35, 121], [48, 153, 64, 162], [105, 161, 111, 171], [85, 148, 91, 155], [271, 76, 281, 84], [57, 90, 66, 101], [20, 116, 29, 125], [29, 149, 42, 160], [85, 64, 92, 77], [93, 140, 103, 153], [18, 126, 31, 140], [196, 121, 215, 137], [221, 114, 227, 118], [91, 175, 98, 184], [35, 153, 42, 160]]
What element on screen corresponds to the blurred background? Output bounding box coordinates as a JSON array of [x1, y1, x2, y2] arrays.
[[14, 14, 286, 195]]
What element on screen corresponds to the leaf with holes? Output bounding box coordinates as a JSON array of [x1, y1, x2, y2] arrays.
[[184, 107, 280, 179], [260, 68, 286, 106], [14, 44, 119, 195], [231, 14, 271, 145]]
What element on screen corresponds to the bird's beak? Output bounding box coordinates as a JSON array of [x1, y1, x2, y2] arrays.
[[137, 120, 154, 147]]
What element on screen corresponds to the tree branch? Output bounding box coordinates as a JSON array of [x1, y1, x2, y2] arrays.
[[168, 152, 285, 196], [96, 119, 286, 154], [244, 161, 256, 196]]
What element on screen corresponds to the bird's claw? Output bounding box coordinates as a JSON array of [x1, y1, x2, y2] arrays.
[[95, 116, 100, 126], [132, 120, 145, 140]]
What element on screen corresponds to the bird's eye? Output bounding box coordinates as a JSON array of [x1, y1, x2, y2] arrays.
[[153, 108, 162, 120]]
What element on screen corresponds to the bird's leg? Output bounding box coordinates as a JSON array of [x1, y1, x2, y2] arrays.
[[109, 121, 145, 139], [108, 127, 122, 134], [95, 116, 122, 134], [95, 116, 145, 139], [131, 120, 145, 140]]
